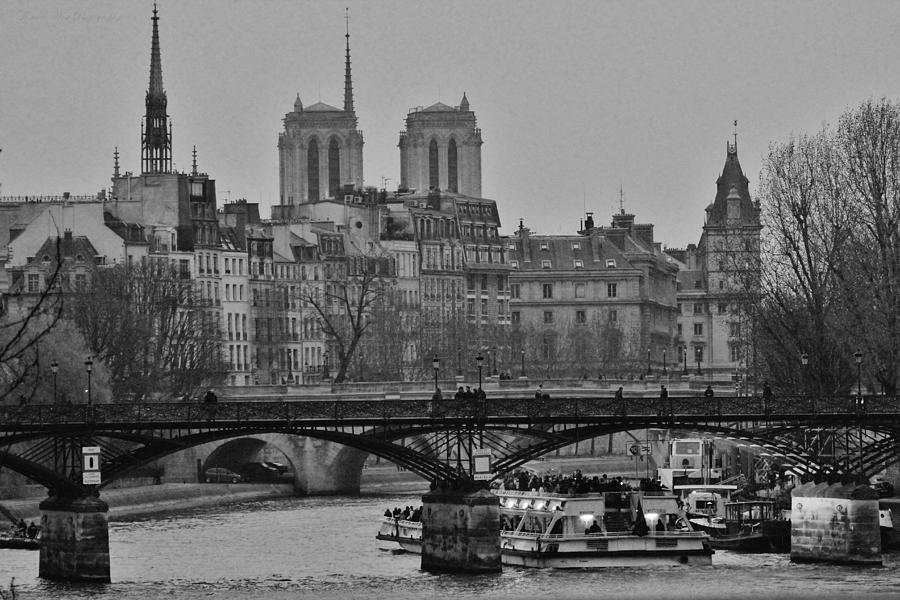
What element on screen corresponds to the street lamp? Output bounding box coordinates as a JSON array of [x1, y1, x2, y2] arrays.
[[323, 352, 330, 379], [662, 348, 667, 375], [51, 360, 59, 404], [476, 353, 484, 390], [432, 356, 440, 393], [801, 352, 809, 396], [84, 356, 93, 413], [695, 348, 702, 375], [647, 348, 652, 376], [456, 346, 462, 377], [854, 350, 863, 398], [682, 346, 688, 374], [854, 350, 864, 481], [520, 349, 526, 378]]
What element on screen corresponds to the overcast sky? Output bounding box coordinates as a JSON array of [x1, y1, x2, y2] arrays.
[[3, 0, 899, 248]]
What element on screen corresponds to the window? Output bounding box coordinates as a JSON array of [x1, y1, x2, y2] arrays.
[[606, 259, 616, 268], [608, 310, 617, 323], [575, 283, 585, 298], [677, 323, 683, 336], [511, 284, 521, 299], [694, 323, 703, 336], [481, 274, 488, 291], [307, 138, 320, 201], [74, 273, 86, 290], [607, 283, 617, 298], [429, 139, 439, 190], [27, 274, 39, 293], [694, 280, 702, 289], [573, 259, 583, 269], [572, 242, 581, 251], [508, 242, 516, 250], [542, 283, 553, 299], [730, 344, 742, 362], [481, 299, 488, 315], [729, 322, 741, 337], [541, 260, 552, 269], [693, 303, 703, 314], [543, 311, 554, 324], [576, 310, 586, 324], [718, 302, 727, 314], [540, 242, 549, 251], [447, 138, 458, 192], [511, 311, 520, 324]]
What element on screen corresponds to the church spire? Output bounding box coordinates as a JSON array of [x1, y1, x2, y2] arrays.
[[142, 2, 172, 174], [343, 8, 354, 113]]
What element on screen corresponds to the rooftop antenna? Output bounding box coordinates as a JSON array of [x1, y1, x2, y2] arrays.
[[618, 181, 625, 215], [191, 145, 198, 176], [733, 119, 738, 150], [113, 147, 120, 178]]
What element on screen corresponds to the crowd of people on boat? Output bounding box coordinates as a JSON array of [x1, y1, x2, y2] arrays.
[[497, 469, 635, 495], [12, 519, 39, 540], [453, 386, 486, 400], [384, 505, 422, 522]]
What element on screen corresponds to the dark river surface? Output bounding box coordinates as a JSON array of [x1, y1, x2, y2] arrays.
[[1, 492, 898, 600]]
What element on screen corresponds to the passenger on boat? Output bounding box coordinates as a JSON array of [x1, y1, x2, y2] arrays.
[[656, 519, 666, 533], [384, 509, 392, 518], [16, 520, 26, 537], [455, 387, 464, 399], [587, 520, 602, 534], [26, 522, 38, 539]]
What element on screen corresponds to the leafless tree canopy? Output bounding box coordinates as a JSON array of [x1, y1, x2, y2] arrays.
[[68, 263, 227, 400], [749, 98, 900, 395]]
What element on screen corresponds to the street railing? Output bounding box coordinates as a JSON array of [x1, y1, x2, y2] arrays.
[[0, 394, 891, 429]]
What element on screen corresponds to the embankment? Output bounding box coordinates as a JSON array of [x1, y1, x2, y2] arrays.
[[1, 483, 295, 523]]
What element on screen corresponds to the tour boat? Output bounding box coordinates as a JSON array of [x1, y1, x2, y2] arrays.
[[377, 489, 713, 568], [689, 500, 790, 553]]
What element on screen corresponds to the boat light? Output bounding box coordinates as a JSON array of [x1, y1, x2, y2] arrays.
[[533, 500, 545, 510], [645, 513, 659, 521], [579, 514, 595, 523], [506, 498, 517, 508]]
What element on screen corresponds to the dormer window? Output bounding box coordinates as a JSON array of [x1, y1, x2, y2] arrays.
[[574, 259, 584, 269], [605, 259, 616, 268], [541, 260, 552, 269], [540, 242, 549, 251], [572, 242, 581, 251], [42, 254, 51, 263], [511, 260, 519, 269], [75, 254, 85, 262]]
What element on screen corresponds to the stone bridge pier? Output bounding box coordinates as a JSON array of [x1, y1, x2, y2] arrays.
[[39, 494, 110, 582]]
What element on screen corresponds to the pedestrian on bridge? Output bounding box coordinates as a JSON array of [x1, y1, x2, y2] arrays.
[[704, 385, 714, 398], [659, 385, 668, 400], [614, 387, 624, 400]]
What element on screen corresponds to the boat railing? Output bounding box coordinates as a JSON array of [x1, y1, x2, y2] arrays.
[[504, 530, 707, 540]]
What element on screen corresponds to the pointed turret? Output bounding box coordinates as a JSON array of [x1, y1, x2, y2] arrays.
[[142, 3, 172, 174], [704, 138, 758, 228], [459, 92, 469, 112], [343, 8, 354, 113], [294, 93, 303, 113]]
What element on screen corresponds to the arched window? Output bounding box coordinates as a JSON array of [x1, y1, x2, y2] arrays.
[[429, 139, 439, 190], [307, 139, 319, 201], [328, 138, 341, 199], [448, 138, 458, 192]]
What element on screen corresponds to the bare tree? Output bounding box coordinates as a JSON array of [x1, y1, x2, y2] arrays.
[[743, 98, 900, 395], [302, 255, 392, 383], [68, 263, 227, 400], [0, 239, 63, 404]]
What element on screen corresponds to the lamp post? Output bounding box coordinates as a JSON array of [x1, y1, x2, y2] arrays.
[[695, 348, 702, 376], [800, 352, 809, 396], [646, 348, 652, 376], [432, 356, 440, 393], [476, 353, 484, 390], [492, 346, 498, 376], [662, 349, 667, 376], [51, 360, 59, 404], [682, 346, 687, 374], [84, 356, 93, 414], [323, 352, 330, 380], [456, 346, 462, 377], [854, 350, 864, 481], [520, 349, 526, 378]]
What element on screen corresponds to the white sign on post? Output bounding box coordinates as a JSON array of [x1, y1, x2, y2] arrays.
[[82, 446, 101, 486], [473, 449, 492, 480]]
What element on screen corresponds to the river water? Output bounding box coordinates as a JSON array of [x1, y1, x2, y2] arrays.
[[1, 492, 897, 600]]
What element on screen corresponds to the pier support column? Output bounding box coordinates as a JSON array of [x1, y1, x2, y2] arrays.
[[421, 485, 501, 573], [791, 482, 881, 565], [39, 494, 111, 582]]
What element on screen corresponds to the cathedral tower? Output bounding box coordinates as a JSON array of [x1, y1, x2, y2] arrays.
[[398, 93, 482, 197], [277, 15, 364, 205], [141, 3, 172, 175]]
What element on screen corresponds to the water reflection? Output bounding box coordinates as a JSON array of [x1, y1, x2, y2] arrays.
[[2, 493, 899, 600]]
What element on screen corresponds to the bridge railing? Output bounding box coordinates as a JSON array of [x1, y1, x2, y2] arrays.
[[0, 394, 890, 428]]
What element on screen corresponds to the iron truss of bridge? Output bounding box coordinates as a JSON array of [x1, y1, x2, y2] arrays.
[[2, 394, 898, 496]]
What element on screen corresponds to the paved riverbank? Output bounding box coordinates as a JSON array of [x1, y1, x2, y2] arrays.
[[1, 482, 296, 523]]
